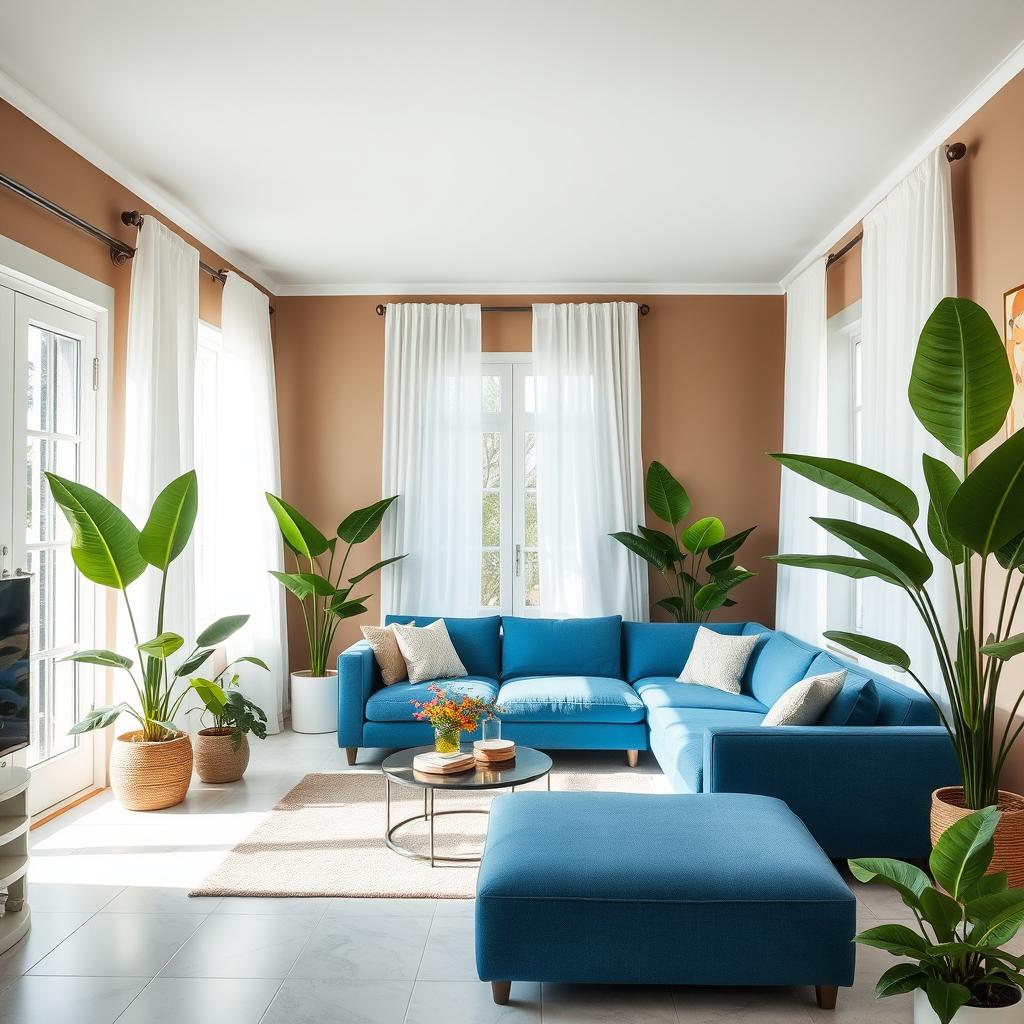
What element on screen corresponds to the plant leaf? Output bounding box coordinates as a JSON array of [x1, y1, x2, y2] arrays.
[[919, 887, 963, 942], [981, 633, 1024, 661], [189, 677, 228, 713], [961, 871, 1009, 903], [610, 532, 668, 571], [138, 470, 198, 570], [655, 596, 685, 619], [929, 805, 1000, 899], [265, 493, 329, 558], [823, 630, 911, 670], [996, 531, 1024, 571], [59, 649, 133, 670], [137, 633, 184, 660], [811, 517, 932, 588], [854, 923, 930, 957], [69, 702, 132, 734], [174, 648, 215, 679], [682, 516, 725, 554], [923, 455, 965, 566], [770, 454, 919, 525], [909, 296, 1012, 459], [228, 655, 270, 672], [638, 527, 682, 562], [694, 568, 756, 611], [707, 526, 756, 562], [848, 857, 930, 906], [966, 890, 1024, 947], [704, 555, 734, 578], [196, 614, 250, 647], [767, 554, 901, 585], [875, 963, 928, 999], [269, 571, 336, 602], [327, 597, 369, 618], [45, 473, 146, 590], [645, 462, 690, 525], [338, 496, 398, 544], [925, 977, 972, 1024], [947, 429, 1024, 555], [348, 554, 407, 585]]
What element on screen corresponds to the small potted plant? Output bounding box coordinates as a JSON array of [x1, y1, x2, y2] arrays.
[[46, 470, 263, 810], [266, 493, 406, 734], [191, 670, 269, 783], [851, 806, 1024, 1023], [411, 685, 496, 753]]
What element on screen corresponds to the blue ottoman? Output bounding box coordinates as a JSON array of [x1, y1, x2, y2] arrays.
[[476, 792, 855, 1008]]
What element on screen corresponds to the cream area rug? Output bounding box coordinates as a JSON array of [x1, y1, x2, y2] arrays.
[[192, 766, 665, 900]]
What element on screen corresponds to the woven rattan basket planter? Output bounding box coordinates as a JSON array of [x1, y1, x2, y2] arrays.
[[195, 729, 250, 784], [109, 731, 193, 811], [931, 786, 1024, 888]]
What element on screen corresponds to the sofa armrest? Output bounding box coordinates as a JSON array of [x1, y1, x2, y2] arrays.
[[337, 640, 381, 747], [702, 725, 960, 860]]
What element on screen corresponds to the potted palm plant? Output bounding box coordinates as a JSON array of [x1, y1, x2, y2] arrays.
[[852, 806, 1024, 1023], [770, 297, 1024, 881], [266, 493, 406, 733], [47, 470, 264, 810], [191, 672, 268, 783], [611, 461, 757, 620]]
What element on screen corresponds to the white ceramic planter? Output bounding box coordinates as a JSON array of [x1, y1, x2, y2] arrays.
[[915, 989, 1024, 1024], [290, 670, 338, 734]]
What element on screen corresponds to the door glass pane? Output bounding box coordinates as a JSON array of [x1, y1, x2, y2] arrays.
[[524, 432, 536, 488], [525, 491, 538, 548], [482, 375, 501, 414], [53, 333, 81, 434], [481, 551, 500, 608], [27, 659, 47, 766], [483, 432, 500, 488], [26, 327, 48, 433], [52, 547, 78, 651], [524, 551, 541, 607], [49, 660, 78, 759], [482, 492, 500, 547]]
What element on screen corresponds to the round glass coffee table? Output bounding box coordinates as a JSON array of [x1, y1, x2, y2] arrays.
[[381, 744, 552, 867]]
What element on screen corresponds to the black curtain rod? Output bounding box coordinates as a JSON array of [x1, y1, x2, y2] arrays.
[[0, 171, 229, 283], [375, 302, 651, 316], [825, 142, 966, 268]]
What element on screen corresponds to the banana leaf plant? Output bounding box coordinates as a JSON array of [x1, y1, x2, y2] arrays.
[[851, 806, 1024, 1023], [610, 461, 757, 622], [46, 470, 267, 742], [266, 494, 406, 677], [769, 296, 1024, 809]]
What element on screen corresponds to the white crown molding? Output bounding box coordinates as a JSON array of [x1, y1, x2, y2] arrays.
[[273, 281, 785, 297], [0, 70, 280, 295], [779, 39, 1024, 291]]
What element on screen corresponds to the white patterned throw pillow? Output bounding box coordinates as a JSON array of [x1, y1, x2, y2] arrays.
[[392, 619, 468, 684], [677, 627, 762, 694], [762, 670, 847, 727]]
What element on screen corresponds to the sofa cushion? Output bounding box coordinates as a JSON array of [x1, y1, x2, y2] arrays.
[[497, 676, 644, 724], [678, 627, 762, 694], [365, 677, 499, 723], [647, 707, 765, 793], [622, 622, 747, 683], [804, 653, 881, 726], [501, 616, 622, 680], [634, 678, 766, 714], [385, 614, 501, 680], [743, 630, 816, 707], [762, 670, 846, 727]]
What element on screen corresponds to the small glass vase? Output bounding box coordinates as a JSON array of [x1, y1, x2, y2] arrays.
[[482, 716, 502, 743], [434, 727, 462, 754]]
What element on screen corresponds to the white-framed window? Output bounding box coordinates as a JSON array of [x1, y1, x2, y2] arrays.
[[481, 354, 540, 614], [826, 300, 864, 634], [194, 320, 221, 630]]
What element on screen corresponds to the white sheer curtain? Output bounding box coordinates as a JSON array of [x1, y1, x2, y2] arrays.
[[776, 260, 828, 643], [860, 146, 957, 695], [381, 303, 482, 616], [122, 218, 198, 709], [213, 273, 288, 732], [532, 301, 647, 619]]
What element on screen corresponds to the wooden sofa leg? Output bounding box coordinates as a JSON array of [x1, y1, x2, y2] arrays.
[[626, 749, 639, 768], [491, 981, 511, 1005], [815, 985, 838, 1010], [346, 747, 358, 766]]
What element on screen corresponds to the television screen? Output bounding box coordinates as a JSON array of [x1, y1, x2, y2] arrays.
[[0, 578, 30, 758]]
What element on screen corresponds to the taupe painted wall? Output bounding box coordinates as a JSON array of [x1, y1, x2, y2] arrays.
[[273, 294, 787, 670]]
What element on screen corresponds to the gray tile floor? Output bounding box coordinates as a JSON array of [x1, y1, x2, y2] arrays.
[[0, 731, 944, 1022]]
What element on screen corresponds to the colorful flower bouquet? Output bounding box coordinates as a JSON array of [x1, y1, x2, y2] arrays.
[[411, 684, 497, 754]]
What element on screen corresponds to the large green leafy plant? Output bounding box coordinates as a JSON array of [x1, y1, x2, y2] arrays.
[[47, 470, 266, 742], [852, 807, 1024, 1023], [770, 296, 1022, 809], [266, 494, 406, 677], [611, 461, 757, 622]]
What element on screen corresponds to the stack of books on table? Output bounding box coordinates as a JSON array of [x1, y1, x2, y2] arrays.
[[413, 750, 476, 775], [473, 738, 517, 765]]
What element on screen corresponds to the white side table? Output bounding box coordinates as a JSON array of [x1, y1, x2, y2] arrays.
[[0, 767, 30, 954]]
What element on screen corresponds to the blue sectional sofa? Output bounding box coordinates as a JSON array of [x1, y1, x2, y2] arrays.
[[338, 614, 960, 857]]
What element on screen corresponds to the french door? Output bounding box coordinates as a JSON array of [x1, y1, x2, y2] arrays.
[[481, 358, 541, 615], [0, 284, 101, 813]]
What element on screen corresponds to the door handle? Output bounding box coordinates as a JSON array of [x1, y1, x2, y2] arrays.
[[0, 545, 7, 579], [14, 568, 32, 577], [515, 544, 522, 578]]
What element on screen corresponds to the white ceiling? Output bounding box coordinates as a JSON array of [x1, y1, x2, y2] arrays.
[[1, 1, 1023, 295]]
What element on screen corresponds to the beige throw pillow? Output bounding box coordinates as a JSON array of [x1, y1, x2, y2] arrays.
[[392, 619, 468, 684], [762, 670, 847, 727], [677, 627, 762, 694], [361, 624, 407, 686]]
